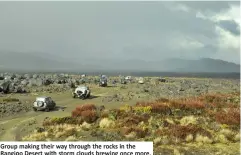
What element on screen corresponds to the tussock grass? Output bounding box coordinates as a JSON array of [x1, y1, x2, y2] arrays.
[[22, 91, 240, 155]]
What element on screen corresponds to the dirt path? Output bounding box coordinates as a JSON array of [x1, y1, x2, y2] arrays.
[[0, 84, 141, 141], [0, 91, 112, 141]]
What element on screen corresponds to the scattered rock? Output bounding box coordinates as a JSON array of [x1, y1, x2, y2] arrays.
[[0, 100, 32, 118]]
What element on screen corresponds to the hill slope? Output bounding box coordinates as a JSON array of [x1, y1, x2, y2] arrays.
[[157, 58, 240, 73], [0, 51, 239, 73], [80, 58, 240, 73], [0, 51, 99, 72]]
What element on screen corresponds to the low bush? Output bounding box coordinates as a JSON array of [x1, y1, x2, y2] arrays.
[[169, 98, 205, 111], [71, 104, 98, 123], [133, 106, 152, 114], [215, 108, 240, 126], [123, 114, 150, 126], [170, 125, 212, 140], [137, 96, 207, 114], [201, 93, 228, 104], [42, 117, 83, 126], [156, 124, 212, 142], [80, 110, 98, 123], [195, 134, 213, 144], [199, 92, 240, 108], [120, 127, 148, 138], [180, 116, 197, 126], [75, 104, 96, 113], [135, 101, 171, 114], [99, 118, 115, 129]]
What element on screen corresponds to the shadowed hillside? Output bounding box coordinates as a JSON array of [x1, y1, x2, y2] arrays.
[[0, 51, 240, 73]]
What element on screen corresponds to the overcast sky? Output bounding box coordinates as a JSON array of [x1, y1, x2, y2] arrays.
[[0, 1, 240, 63]]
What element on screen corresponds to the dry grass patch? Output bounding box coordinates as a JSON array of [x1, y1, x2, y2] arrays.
[[1, 97, 20, 102], [214, 108, 240, 126]]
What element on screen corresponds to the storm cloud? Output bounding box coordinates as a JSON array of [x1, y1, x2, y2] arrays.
[[0, 1, 240, 65], [218, 20, 240, 36]]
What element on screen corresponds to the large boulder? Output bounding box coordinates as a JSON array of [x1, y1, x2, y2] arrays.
[[28, 78, 43, 87], [32, 74, 39, 79], [159, 77, 167, 82], [1, 81, 11, 94], [21, 80, 29, 86], [4, 76, 12, 81], [36, 79, 43, 86], [9, 82, 17, 92], [23, 74, 31, 79], [15, 86, 27, 93], [43, 78, 52, 86], [54, 77, 67, 84], [13, 78, 21, 84], [15, 74, 25, 80]]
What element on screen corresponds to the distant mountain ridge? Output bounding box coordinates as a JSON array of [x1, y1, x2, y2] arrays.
[[157, 58, 240, 73], [0, 51, 98, 72], [81, 57, 240, 73], [0, 51, 239, 73]]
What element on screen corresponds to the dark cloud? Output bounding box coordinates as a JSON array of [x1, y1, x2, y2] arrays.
[[180, 1, 239, 12], [0, 1, 239, 65], [218, 20, 240, 36]]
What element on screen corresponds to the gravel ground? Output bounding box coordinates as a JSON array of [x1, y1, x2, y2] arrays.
[[0, 74, 240, 118], [0, 101, 32, 118]]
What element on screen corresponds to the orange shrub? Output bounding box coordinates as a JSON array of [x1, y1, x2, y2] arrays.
[[168, 100, 184, 109], [156, 124, 211, 140], [170, 125, 211, 139], [215, 108, 240, 125], [183, 98, 205, 109], [150, 103, 170, 113], [168, 98, 205, 111], [201, 93, 227, 103], [155, 128, 168, 136], [71, 104, 98, 123], [72, 109, 81, 117], [76, 104, 96, 112], [81, 110, 98, 123], [123, 114, 149, 126], [135, 92, 239, 115], [199, 92, 240, 108]]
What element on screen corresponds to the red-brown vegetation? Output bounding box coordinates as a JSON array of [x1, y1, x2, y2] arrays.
[[71, 104, 98, 123], [169, 98, 205, 110], [215, 108, 240, 126], [123, 114, 150, 126], [120, 127, 148, 138], [199, 92, 240, 108], [135, 92, 240, 115], [42, 116, 83, 126], [155, 128, 169, 136], [156, 124, 211, 140], [80, 110, 98, 123], [75, 104, 96, 112]]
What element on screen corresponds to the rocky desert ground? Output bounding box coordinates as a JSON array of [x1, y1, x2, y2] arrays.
[[0, 73, 240, 155]]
